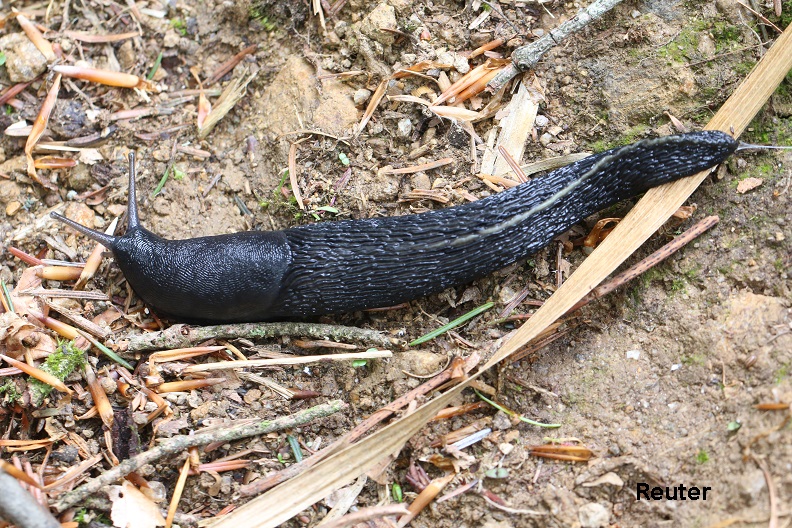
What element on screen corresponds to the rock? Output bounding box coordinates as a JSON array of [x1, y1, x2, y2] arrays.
[[0, 180, 21, 203], [5, 201, 21, 216], [360, 3, 397, 46], [0, 33, 48, 82], [411, 172, 431, 190], [0, 156, 29, 180], [390, 350, 446, 377], [259, 57, 358, 137], [67, 163, 92, 191], [578, 502, 610, 528], [492, 410, 511, 430], [50, 99, 92, 139], [397, 117, 412, 137], [498, 442, 514, 455], [626, 349, 641, 360], [63, 202, 95, 229], [738, 468, 766, 503], [353, 88, 372, 105]]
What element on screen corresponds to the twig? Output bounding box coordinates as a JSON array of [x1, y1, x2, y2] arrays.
[[318, 505, 409, 528], [0, 467, 60, 528], [753, 456, 779, 528], [51, 400, 346, 513], [565, 215, 720, 314], [239, 354, 479, 496], [124, 322, 400, 352], [487, 0, 625, 93]]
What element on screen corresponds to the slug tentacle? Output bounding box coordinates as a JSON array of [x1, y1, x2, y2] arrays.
[[51, 130, 738, 323]]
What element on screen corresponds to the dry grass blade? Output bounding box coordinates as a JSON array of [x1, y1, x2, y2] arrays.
[[205, 44, 258, 86], [17, 14, 55, 61], [156, 378, 226, 393], [428, 105, 481, 121], [165, 458, 192, 528], [150, 346, 227, 363], [36, 266, 82, 281], [470, 38, 505, 59], [432, 63, 489, 106], [182, 350, 392, 373], [83, 363, 113, 427], [208, 23, 792, 528], [198, 72, 256, 139], [319, 505, 409, 528], [454, 67, 502, 104], [0, 459, 40, 488], [379, 157, 454, 175], [288, 143, 305, 210], [64, 30, 141, 43], [52, 65, 147, 88], [529, 444, 594, 462], [356, 79, 388, 136], [34, 156, 77, 169], [0, 354, 72, 394], [397, 473, 455, 527], [25, 73, 61, 189]]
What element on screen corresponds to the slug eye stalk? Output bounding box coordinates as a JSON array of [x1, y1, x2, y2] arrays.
[[50, 152, 142, 249]]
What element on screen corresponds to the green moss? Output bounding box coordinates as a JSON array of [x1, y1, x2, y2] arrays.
[[669, 277, 687, 295], [0, 380, 22, 405], [711, 22, 742, 52], [775, 363, 789, 385], [682, 354, 706, 366], [29, 340, 86, 406], [695, 449, 710, 464]]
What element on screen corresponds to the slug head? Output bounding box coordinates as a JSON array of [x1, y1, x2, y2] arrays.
[[50, 152, 142, 250]]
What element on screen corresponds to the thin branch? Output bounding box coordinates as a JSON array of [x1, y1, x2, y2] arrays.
[[487, 0, 624, 93], [124, 322, 401, 353], [0, 468, 60, 528], [51, 400, 346, 513]]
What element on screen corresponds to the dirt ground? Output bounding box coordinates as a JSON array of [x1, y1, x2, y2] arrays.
[[0, 0, 790, 527]]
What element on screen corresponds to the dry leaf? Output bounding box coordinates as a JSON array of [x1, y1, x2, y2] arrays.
[[736, 177, 763, 193], [108, 481, 166, 528]]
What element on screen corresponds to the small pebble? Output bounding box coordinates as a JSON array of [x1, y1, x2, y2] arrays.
[[578, 502, 610, 528], [625, 350, 641, 360], [353, 88, 372, 105], [535, 114, 549, 128], [671, 363, 681, 371], [5, 201, 21, 216], [539, 132, 553, 146], [498, 442, 514, 455], [397, 118, 413, 138]]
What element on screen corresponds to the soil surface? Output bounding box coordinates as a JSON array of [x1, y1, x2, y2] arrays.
[[0, 1, 790, 527]]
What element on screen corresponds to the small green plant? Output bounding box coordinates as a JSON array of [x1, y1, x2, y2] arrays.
[[392, 482, 403, 502], [170, 18, 188, 36], [695, 449, 710, 464], [29, 340, 86, 406], [0, 51, 6, 67], [338, 152, 350, 166], [351, 359, 368, 368]]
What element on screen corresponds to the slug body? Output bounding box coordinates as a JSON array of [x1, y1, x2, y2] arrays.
[[53, 131, 738, 323]]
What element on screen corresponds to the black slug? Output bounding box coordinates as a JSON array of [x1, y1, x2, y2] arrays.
[[51, 131, 737, 323]]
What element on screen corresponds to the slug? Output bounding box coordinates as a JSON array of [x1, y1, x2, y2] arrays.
[[51, 131, 737, 324]]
